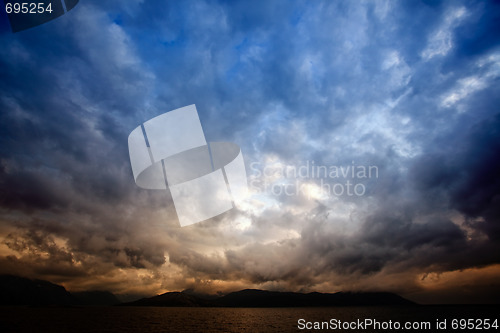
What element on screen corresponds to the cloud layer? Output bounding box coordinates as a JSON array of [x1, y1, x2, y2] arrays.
[[0, 0, 499, 303]]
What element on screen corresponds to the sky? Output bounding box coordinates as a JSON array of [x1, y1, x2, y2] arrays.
[[0, 0, 499, 304]]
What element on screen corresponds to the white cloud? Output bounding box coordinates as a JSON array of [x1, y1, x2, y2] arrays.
[[440, 51, 500, 110], [421, 7, 467, 60]]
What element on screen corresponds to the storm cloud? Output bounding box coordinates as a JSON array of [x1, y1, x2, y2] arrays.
[[0, 0, 499, 303]]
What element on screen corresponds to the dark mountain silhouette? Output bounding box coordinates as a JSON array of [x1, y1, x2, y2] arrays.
[[215, 289, 416, 307], [122, 289, 416, 307], [120, 291, 215, 307], [0, 275, 120, 306], [181, 288, 221, 300], [72, 291, 121, 306], [0, 275, 76, 306], [0, 275, 415, 307]]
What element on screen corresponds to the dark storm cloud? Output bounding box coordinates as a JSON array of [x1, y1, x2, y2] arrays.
[[0, 2, 174, 281], [411, 112, 500, 241], [0, 0, 499, 302], [155, 0, 500, 297]]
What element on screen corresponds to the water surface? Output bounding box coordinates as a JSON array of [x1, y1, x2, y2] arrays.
[[0, 306, 498, 332]]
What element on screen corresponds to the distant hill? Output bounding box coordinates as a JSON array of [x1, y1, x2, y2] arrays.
[[0, 275, 415, 307], [72, 291, 121, 306], [0, 275, 76, 306], [122, 289, 416, 307], [216, 289, 416, 307], [181, 288, 221, 300], [120, 292, 215, 307], [0, 275, 120, 306]]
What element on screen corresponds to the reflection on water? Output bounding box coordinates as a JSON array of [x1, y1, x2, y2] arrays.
[[0, 306, 498, 332]]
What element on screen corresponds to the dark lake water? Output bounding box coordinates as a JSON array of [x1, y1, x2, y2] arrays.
[[0, 306, 498, 332]]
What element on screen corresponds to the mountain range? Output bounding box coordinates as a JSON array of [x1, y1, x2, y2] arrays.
[[0, 275, 415, 307], [0, 275, 120, 306], [121, 288, 416, 307]]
